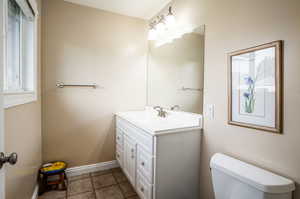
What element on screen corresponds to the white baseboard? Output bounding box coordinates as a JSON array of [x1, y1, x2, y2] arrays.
[[66, 160, 119, 177], [31, 184, 39, 199]]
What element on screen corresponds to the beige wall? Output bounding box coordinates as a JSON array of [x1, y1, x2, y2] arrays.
[[40, 0, 300, 198], [42, 0, 148, 167], [164, 0, 300, 198], [5, 0, 42, 198], [156, 0, 300, 198], [148, 32, 204, 113], [202, 0, 300, 197]]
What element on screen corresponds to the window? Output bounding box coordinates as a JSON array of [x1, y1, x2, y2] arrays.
[[3, 0, 38, 108]]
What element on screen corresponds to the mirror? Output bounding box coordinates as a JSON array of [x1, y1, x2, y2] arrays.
[[147, 25, 205, 114]]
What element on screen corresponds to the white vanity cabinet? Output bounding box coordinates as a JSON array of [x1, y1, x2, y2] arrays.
[[115, 111, 202, 199]]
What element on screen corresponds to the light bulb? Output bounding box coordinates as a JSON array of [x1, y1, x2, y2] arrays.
[[165, 14, 175, 27], [155, 22, 165, 33], [148, 28, 157, 41]]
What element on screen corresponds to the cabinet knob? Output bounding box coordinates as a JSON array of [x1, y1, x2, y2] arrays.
[[141, 162, 145, 166], [117, 136, 120, 140], [131, 149, 134, 153], [131, 155, 134, 159], [140, 187, 144, 192]]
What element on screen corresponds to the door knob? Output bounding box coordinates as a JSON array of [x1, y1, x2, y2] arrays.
[[0, 152, 18, 169]]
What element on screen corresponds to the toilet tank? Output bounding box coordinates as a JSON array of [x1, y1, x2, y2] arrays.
[[210, 153, 295, 199]]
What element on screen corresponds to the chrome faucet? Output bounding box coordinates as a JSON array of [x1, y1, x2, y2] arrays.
[[170, 105, 180, 111], [153, 106, 167, 118]]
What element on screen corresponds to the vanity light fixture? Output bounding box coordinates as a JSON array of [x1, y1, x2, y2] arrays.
[[147, 6, 193, 46], [148, 6, 174, 41]]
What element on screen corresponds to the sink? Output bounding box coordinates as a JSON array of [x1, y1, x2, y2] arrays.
[[116, 107, 202, 134]]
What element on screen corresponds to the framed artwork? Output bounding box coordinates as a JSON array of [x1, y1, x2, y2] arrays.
[[228, 41, 283, 133]]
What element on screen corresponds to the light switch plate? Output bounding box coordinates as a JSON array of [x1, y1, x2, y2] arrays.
[[206, 104, 215, 120]]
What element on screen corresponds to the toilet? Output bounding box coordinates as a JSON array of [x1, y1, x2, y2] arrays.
[[210, 153, 295, 199]]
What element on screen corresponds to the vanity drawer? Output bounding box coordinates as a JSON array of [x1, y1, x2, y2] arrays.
[[137, 171, 152, 199], [116, 128, 124, 147], [116, 117, 154, 154], [137, 145, 153, 183], [116, 148, 123, 167]]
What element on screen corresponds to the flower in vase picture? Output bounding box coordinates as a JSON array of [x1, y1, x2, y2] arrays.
[[229, 41, 282, 133], [243, 76, 255, 113]]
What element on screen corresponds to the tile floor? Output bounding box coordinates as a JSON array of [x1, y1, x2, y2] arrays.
[[38, 168, 140, 199]]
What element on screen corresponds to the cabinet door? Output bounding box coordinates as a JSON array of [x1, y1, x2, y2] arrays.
[[137, 171, 152, 199], [116, 147, 123, 167], [137, 145, 153, 183], [123, 135, 136, 186]]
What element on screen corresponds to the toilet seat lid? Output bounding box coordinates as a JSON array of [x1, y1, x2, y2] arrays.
[[210, 153, 295, 194]]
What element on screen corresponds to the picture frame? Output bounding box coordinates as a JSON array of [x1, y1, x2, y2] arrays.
[[228, 41, 283, 133]]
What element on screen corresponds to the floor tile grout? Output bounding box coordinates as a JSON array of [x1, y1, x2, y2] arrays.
[[89, 173, 97, 199], [112, 170, 127, 199], [39, 168, 138, 199]]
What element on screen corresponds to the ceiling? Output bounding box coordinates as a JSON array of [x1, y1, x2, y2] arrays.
[[64, 0, 171, 20]]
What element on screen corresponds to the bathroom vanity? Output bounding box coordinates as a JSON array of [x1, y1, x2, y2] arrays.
[[115, 109, 202, 199]]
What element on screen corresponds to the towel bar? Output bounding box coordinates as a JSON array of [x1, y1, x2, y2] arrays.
[[56, 82, 97, 89]]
